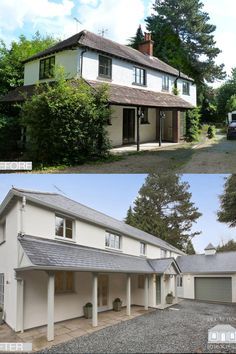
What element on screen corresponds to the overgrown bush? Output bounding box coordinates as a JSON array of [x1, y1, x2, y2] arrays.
[[185, 107, 201, 142], [0, 113, 22, 159], [207, 125, 216, 139], [21, 77, 111, 165]]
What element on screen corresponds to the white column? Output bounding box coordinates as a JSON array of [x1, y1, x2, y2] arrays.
[[126, 274, 131, 316], [144, 275, 148, 310], [16, 278, 24, 333], [160, 275, 165, 309], [92, 273, 98, 327], [175, 275, 178, 303], [47, 272, 55, 341]]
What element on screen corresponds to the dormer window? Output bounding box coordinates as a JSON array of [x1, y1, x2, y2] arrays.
[[105, 232, 121, 250], [39, 56, 55, 80], [98, 55, 112, 79], [161, 249, 167, 258], [133, 67, 146, 86], [55, 215, 73, 240], [162, 75, 169, 91]]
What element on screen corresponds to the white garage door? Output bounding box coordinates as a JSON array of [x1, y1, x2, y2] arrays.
[[195, 277, 232, 302]]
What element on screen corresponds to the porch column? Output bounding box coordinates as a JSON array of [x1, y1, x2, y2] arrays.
[[160, 275, 165, 309], [144, 275, 149, 310], [126, 274, 131, 316], [47, 272, 55, 341], [92, 273, 98, 327], [16, 278, 24, 333], [137, 107, 140, 152], [175, 275, 178, 303]]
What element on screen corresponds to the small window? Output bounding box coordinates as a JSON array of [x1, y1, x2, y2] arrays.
[[133, 67, 146, 86], [138, 275, 145, 289], [161, 249, 167, 258], [55, 215, 73, 240], [177, 275, 183, 287], [211, 332, 217, 340], [140, 107, 149, 124], [99, 55, 112, 79], [0, 221, 6, 244], [140, 242, 146, 256], [105, 232, 121, 250], [39, 56, 55, 80], [162, 75, 169, 91], [183, 81, 190, 95], [55, 271, 74, 294], [230, 332, 235, 340]]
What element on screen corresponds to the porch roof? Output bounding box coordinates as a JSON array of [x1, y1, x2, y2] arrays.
[[86, 80, 194, 109], [16, 235, 155, 274], [148, 258, 181, 275], [0, 80, 194, 109]]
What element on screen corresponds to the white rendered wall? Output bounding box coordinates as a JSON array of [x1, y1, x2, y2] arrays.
[[0, 201, 20, 330], [24, 50, 78, 85]]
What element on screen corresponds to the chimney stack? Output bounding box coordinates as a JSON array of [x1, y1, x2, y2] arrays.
[[138, 32, 154, 57]]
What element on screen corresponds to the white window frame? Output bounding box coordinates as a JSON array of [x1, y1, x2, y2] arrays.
[[140, 242, 146, 256], [182, 81, 190, 95], [98, 55, 112, 79], [177, 275, 183, 287], [105, 232, 121, 250], [211, 332, 217, 340], [161, 249, 167, 258], [162, 75, 169, 91], [55, 214, 74, 240], [230, 332, 235, 340]]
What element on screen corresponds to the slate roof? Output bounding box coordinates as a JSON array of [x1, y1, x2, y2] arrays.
[[176, 252, 236, 273], [0, 80, 194, 109], [148, 258, 181, 274], [204, 243, 216, 250], [17, 235, 153, 273], [8, 188, 184, 255], [87, 80, 194, 109], [22, 30, 193, 81]]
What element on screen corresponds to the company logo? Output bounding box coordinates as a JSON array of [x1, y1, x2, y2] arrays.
[[0, 343, 32, 352]]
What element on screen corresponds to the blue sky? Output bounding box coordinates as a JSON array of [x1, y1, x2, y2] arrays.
[[0, 174, 235, 253], [0, 0, 235, 85]]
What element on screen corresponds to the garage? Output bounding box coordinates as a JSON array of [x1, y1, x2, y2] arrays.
[[195, 277, 232, 303]]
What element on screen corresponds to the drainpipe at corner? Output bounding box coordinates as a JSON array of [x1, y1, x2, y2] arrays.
[[20, 196, 26, 236]]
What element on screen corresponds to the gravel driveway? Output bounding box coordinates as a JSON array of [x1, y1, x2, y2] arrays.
[[39, 300, 236, 353]]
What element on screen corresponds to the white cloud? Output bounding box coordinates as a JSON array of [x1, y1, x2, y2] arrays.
[[77, 0, 146, 43], [0, 0, 74, 32]]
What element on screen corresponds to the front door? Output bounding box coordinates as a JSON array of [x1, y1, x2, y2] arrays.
[[156, 275, 161, 305], [162, 111, 173, 142], [123, 108, 135, 144], [98, 274, 109, 312]]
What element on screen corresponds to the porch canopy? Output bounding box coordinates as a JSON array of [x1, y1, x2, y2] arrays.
[[0, 80, 194, 109], [15, 235, 181, 341]]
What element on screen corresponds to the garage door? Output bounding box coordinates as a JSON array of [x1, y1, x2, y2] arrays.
[[195, 277, 232, 302]]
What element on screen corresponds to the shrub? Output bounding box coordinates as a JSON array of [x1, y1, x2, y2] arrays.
[[207, 125, 216, 139], [0, 113, 22, 159], [21, 76, 111, 165], [185, 107, 202, 142], [84, 302, 92, 308]]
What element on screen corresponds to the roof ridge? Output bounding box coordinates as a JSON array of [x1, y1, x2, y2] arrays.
[[12, 187, 58, 196]]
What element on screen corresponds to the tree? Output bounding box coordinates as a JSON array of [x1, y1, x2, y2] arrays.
[[129, 25, 145, 49], [217, 239, 236, 253], [226, 95, 236, 113], [125, 173, 201, 253], [0, 32, 57, 96], [125, 206, 135, 224], [218, 175, 236, 227], [185, 107, 201, 142], [145, 0, 225, 88], [185, 239, 196, 254], [216, 68, 236, 117], [21, 72, 111, 165]]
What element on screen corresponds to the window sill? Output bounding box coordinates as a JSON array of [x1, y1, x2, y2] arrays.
[[97, 76, 112, 82], [105, 247, 123, 253], [54, 237, 76, 244], [132, 82, 147, 87]]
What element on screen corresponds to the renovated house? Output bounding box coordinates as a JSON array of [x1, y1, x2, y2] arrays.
[[1, 30, 196, 147], [208, 325, 236, 344], [176, 243, 236, 303], [0, 187, 183, 342]]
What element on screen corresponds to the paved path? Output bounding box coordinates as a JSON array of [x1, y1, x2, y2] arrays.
[[40, 300, 236, 353]]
